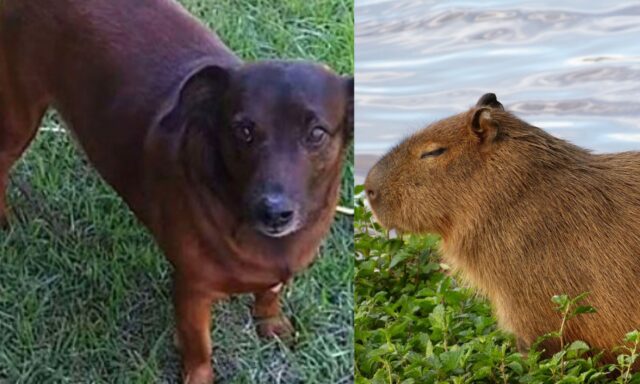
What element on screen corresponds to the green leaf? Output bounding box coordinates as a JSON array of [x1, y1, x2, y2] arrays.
[[572, 305, 597, 316], [439, 347, 464, 372], [389, 251, 411, 269], [567, 340, 590, 352], [507, 361, 523, 375], [624, 330, 640, 343], [428, 304, 446, 331], [472, 366, 492, 380], [552, 294, 569, 306]]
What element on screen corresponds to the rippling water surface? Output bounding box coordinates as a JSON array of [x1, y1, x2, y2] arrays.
[[355, 0, 640, 180]]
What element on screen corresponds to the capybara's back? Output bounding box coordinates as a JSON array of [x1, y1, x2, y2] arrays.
[[365, 93, 640, 361]]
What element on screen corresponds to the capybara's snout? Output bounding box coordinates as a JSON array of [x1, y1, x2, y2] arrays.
[[364, 162, 383, 206], [364, 157, 395, 228]]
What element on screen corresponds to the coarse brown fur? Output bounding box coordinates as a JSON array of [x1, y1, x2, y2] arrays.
[[0, 1, 353, 383], [365, 93, 640, 364]]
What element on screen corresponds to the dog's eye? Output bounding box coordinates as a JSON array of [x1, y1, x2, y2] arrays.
[[421, 147, 447, 158], [233, 121, 254, 144], [307, 126, 328, 146]]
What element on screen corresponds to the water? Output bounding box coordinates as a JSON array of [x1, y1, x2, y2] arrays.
[[355, 0, 640, 181]]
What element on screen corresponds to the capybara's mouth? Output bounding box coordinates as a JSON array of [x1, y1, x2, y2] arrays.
[[369, 205, 414, 235], [368, 205, 394, 230]]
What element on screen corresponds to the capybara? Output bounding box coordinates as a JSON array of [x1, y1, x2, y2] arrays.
[[0, 0, 353, 382], [365, 93, 640, 363]]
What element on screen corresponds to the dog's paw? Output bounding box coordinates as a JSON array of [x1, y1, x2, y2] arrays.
[[183, 364, 214, 384], [256, 315, 294, 340]]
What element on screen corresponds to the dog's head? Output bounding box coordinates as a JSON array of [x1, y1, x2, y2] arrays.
[[171, 61, 352, 238]]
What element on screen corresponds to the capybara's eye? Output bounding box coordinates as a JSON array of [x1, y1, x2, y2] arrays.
[[306, 126, 328, 147], [421, 147, 447, 158], [233, 120, 254, 144]]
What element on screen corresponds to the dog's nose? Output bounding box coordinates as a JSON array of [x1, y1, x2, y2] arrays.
[[258, 194, 295, 228]]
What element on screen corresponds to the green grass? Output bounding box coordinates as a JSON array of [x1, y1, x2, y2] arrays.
[[0, 1, 353, 383], [354, 190, 640, 384]]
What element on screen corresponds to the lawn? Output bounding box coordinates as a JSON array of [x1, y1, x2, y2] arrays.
[[0, 1, 354, 383], [354, 190, 640, 384]]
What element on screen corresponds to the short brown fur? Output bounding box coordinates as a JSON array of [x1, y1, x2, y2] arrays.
[[365, 93, 640, 363], [0, 1, 352, 383]]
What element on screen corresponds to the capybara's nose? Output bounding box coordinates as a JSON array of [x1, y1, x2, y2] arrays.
[[258, 194, 295, 228], [365, 188, 377, 201], [364, 166, 381, 203]]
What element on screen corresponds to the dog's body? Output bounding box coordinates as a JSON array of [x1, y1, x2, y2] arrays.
[[0, 1, 352, 382]]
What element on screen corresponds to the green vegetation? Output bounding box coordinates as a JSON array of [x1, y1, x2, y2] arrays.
[[0, 1, 353, 383], [354, 188, 640, 384]]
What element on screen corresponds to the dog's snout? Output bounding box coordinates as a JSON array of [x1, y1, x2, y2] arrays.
[[258, 194, 295, 228]]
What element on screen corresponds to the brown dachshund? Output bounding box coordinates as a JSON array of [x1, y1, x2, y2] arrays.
[[0, 0, 353, 382]]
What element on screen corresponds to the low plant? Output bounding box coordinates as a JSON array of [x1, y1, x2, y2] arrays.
[[354, 187, 640, 384]]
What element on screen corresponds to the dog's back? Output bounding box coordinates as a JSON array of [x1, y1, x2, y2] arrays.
[[0, 0, 240, 205], [1, 0, 239, 117]]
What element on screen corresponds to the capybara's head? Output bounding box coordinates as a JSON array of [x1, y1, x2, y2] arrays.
[[176, 61, 353, 237], [365, 93, 569, 235]]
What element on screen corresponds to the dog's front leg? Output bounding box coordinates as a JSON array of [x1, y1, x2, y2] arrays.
[[174, 278, 222, 384], [252, 283, 294, 340]]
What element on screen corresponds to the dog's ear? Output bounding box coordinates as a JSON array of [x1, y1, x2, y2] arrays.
[[148, 65, 233, 179], [178, 65, 232, 123], [177, 66, 232, 181], [343, 76, 354, 142]]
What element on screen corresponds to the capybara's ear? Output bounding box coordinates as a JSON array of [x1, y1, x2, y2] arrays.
[[476, 93, 504, 110], [469, 107, 499, 146], [179, 65, 232, 121], [343, 76, 354, 142]]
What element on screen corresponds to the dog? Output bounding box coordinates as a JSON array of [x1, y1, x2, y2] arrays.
[[0, 0, 353, 382]]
